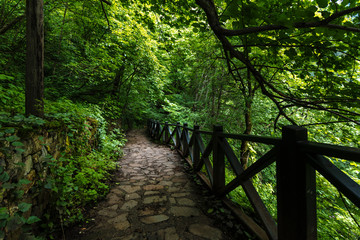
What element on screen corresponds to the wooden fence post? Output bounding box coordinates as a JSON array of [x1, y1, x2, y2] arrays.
[[156, 121, 162, 140], [182, 123, 188, 154], [213, 125, 225, 195], [164, 121, 169, 143], [175, 122, 181, 149], [193, 125, 201, 169], [152, 120, 156, 138], [277, 125, 317, 240], [149, 119, 154, 137], [155, 121, 159, 139]]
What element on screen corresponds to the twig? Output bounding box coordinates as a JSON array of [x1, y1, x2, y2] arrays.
[[100, 0, 110, 29], [339, 191, 360, 229]]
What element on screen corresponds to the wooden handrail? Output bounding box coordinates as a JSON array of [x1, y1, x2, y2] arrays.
[[147, 119, 360, 240]]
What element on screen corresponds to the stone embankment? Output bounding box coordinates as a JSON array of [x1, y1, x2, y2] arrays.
[[73, 129, 246, 240]]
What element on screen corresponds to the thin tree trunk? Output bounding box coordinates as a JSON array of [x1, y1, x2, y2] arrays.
[[52, 2, 68, 75], [240, 96, 253, 168], [25, 0, 44, 117], [112, 65, 125, 95], [240, 69, 254, 169]]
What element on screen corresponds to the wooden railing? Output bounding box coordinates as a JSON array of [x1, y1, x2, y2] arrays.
[[147, 119, 360, 240]]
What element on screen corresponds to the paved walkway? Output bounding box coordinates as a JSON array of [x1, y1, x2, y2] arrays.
[[73, 129, 246, 240]]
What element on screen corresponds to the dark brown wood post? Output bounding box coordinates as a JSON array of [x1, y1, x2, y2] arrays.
[[156, 121, 162, 140], [182, 123, 188, 154], [193, 125, 200, 168], [154, 121, 158, 138], [164, 121, 169, 143], [147, 119, 151, 135], [26, 0, 44, 117], [151, 120, 155, 138], [212, 125, 225, 195], [175, 122, 181, 149], [150, 120, 155, 138], [277, 125, 317, 240]]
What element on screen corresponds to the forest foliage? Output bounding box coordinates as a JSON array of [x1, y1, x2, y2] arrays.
[[0, 0, 360, 239]]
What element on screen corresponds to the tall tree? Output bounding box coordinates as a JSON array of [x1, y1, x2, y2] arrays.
[[25, 0, 44, 117]]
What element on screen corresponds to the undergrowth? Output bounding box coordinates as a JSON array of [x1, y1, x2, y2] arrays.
[[0, 85, 127, 239]]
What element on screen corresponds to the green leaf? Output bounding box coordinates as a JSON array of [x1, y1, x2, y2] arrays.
[[15, 190, 24, 198], [15, 148, 25, 154], [2, 183, 15, 189], [18, 202, 32, 213], [0, 211, 9, 220], [5, 135, 20, 142], [0, 74, 14, 80], [4, 128, 15, 134], [316, 0, 328, 8], [207, 208, 214, 214], [19, 179, 31, 185], [12, 141, 24, 147], [15, 162, 25, 167], [26, 216, 41, 224], [0, 172, 9, 182]]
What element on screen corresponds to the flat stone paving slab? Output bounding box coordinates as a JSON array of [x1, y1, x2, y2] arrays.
[[69, 129, 246, 240]]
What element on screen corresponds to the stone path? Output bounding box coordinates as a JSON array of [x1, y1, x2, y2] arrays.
[[71, 129, 247, 240]]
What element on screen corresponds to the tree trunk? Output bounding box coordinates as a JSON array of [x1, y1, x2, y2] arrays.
[[25, 0, 44, 117], [112, 65, 125, 95], [240, 96, 253, 168]]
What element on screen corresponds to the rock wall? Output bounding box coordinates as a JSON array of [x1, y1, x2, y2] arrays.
[[0, 127, 66, 239], [0, 119, 99, 239]]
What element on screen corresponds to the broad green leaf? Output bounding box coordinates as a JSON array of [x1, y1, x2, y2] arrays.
[[207, 208, 214, 214], [15, 190, 24, 198], [11, 141, 24, 147], [26, 216, 41, 224], [5, 135, 20, 142], [15, 148, 25, 154], [4, 128, 15, 134], [0, 172, 9, 182], [18, 202, 32, 213], [0, 211, 9, 220], [0, 74, 14, 80], [15, 162, 25, 167], [19, 179, 32, 185]]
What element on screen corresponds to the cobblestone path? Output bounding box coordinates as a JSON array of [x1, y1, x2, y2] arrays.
[[73, 129, 241, 240]]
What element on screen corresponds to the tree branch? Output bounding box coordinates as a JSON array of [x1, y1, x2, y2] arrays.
[[196, 0, 360, 125], [322, 6, 360, 24], [100, 0, 111, 6], [197, 0, 360, 36], [100, 0, 110, 29], [0, 14, 25, 35]]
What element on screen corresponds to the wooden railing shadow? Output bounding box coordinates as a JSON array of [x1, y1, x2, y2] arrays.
[[148, 119, 360, 240]]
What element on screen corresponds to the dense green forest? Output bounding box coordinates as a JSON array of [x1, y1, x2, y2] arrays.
[[1, 0, 360, 239]]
